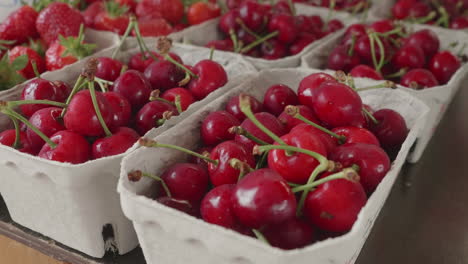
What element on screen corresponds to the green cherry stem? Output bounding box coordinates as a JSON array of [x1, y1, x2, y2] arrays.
[[369, 33, 379, 72], [240, 31, 279, 54], [411, 11, 437, 24], [252, 229, 270, 245], [142, 171, 172, 197], [174, 95, 183, 114], [228, 126, 269, 146], [348, 34, 357, 56], [60, 74, 86, 118], [373, 33, 386, 72], [362, 107, 378, 125], [11, 117, 21, 149], [292, 167, 360, 193], [297, 161, 328, 216], [7, 100, 67, 108], [324, 0, 336, 30], [355, 81, 396, 91], [229, 29, 240, 53], [384, 68, 407, 79], [286, 0, 296, 16], [230, 158, 254, 181], [255, 150, 269, 169], [255, 144, 328, 165], [31, 61, 40, 78], [112, 16, 135, 59], [88, 80, 112, 137], [164, 53, 197, 78]]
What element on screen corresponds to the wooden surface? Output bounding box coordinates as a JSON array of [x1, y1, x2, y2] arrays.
[[0, 234, 66, 264]]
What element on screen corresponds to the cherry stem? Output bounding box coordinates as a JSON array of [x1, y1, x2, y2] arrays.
[[229, 29, 240, 53], [359, 0, 370, 22], [347, 34, 357, 57], [362, 107, 378, 125], [458, 43, 467, 57], [324, 0, 336, 30], [229, 126, 269, 145], [375, 27, 404, 38], [138, 138, 219, 165], [292, 167, 360, 193], [373, 33, 386, 73], [236, 18, 264, 42], [285, 105, 346, 144], [120, 65, 128, 74], [156, 111, 173, 126], [88, 80, 112, 137], [253, 229, 270, 245], [255, 144, 328, 165], [112, 16, 135, 59], [141, 171, 172, 197], [411, 11, 436, 24], [369, 33, 379, 73], [240, 31, 279, 54], [61, 74, 86, 118], [239, 94, 286, 146], [356, 81, 396, 91], [229, 158, 254, 181], [435, 7, 449, 28], [296, 160, 329, 216], [286, 0, 296, 16], [11, 117, 21, 149], [3, 108, 57, 148], [164, 54, 197, 78], [255, 150, 268, 169], [384, 68, 407, 79], [174, 95, 183, 114], [31, 61, 40, 78], [7, 100, 67, 108], [209, 46, 215, 61]]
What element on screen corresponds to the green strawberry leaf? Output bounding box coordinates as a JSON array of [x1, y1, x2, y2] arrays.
[[0, 53, 26, 91], [11, 54, 29, 71]]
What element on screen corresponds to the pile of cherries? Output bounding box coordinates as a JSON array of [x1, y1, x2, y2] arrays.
[[205, 0, 345, 59], [327, 19, 463, 89], [130, 71, 409, 250], [0, 38, 228, 164], [391, 0, 468, 29]]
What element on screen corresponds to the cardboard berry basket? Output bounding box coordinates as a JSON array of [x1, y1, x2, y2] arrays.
[[179, 3, 359, 70], [0, 44, 256, 258], [118, 68, 429, 264], [301, 23, 468, 163]]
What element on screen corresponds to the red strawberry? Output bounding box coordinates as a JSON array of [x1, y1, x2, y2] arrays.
[[36, 2, 84, 46], [83, 2, 104, 27], [133, 18, 173, 37], [45, 26, 96, 71], [0, 5, 38, 46], [94, 1, 130, 35], [116, 0, 137, 12], [9, 46, 45, 79], [136, 0, 184, 24]]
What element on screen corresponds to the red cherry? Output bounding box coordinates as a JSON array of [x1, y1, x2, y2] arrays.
[[201, 184, 241, 230], [157, 197, 198, 216], [38, 130, 91, 164], [312, 82, 363, 128], [298, 72, 337, 108], [188, 60, 227, 100], [20, 79, 71, 118], [369, 19, 395, 33], [325, 19, 344, 33], [291, 124, 337, 154], [429, 51, 461, 84], [261, 39, 288, 60], [237, 28, 256, 45], [331, 126, 380, 146], [135, 101, 178, 135], [218, 9, 240, 35], [201, 110, 240, 146], [161, 163, 209, 205], [263, 218, 315, 250], [327, 45, 361, 72], [349, 65, 383, 80], [404, 29, 440, 58], [401, 68, 439, 89], [235, 112, 286, 151], [407, 2, 431, 18], [92, 127, 139, 159], [370, 109, 408, 151], [205, 39, 234, 52], [103, 92, 132, 129], [304, 173, 367, 232], [95, 57, 123, 82], [136, 0, 184, 24], [208, 140, 256, 186], [268, 14, 298, 44], [330, 143, 390, 193], [238, 1, 269, 32], [128, 51, 181, 73], [63, 90, 113, 137], [354, 35, 392, 65], [263, 84, 298, 116], [232, 168, 296, 229], [225, 94, 263, 121], [392, 44, 426, 70], [392, 0, 416, 19], [278, 105, 319, 132], [161, 87, 195, 111], [268, 131, 327, 184], [343, 24, 367, 41], [27, 107, 65, 151], [144, 60, 185, 91], [189, 146, 212, 169], [451, 17, 468, 29], [112, 70, 152, 110], [0, 130, 36, 155], [289, 33, 316, 55]]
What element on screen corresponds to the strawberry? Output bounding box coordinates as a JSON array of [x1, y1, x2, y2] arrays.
[[0, 53, 28, 91], [83, 2, 104, 27], [9, 46, 45, 79], [136, 0, 184, 24], [45, 25, 96, 71], [36, 2, 84, 46], [0, 5, 38, 46], [94, 1, 130, 35], [116, 0, 137, 12], [133, 18, 173, 37]]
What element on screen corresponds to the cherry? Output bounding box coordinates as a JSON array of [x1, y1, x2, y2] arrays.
[[201, 110, 240, 146], [63, 90, 113, 137], [218, 9, 240, 35], [235, 112, 286, 151], [188, 60, 227, 100], [343, 24, 367, 41], [291, 124, 337, 154], [112, 70, 152, 110], [278, 105, 319, 132], [408, 2, 431, 18], [189, 146, 212, 169], [160, 163, 209, 205], [161, 88, 195, 111], [232, 168, 297, 229], [325, 19, 344, 33], [92, 127, 139, 159], [312, 82, 363, 128], [27, 107, 65, 151], [95, 57, 123, 82], [261, 39, 287, 60], [330, 143, 390, 193], [349, 65, 383, 80], [144, 60, 185, 91], [331, 126, 380, 146], [20, 79, 71, 118], [370, 109, 408, 151], [263, 84, 298, 116], [38, 130, 91, 164], [128, 51, 182, 73], [187, 2, 221, 25], [400, 68, 439, 89], [451, 17, 468, 29], [238, 1, 268, 32], [201, 184, 241, 229], [404, 29, 439, 58], [236, 28, 256, 45], [429, 51, 461, 84], [268, 130, 327, 184], [327, 45, 361, 72], [289, 33, 316, 55], [297, 72, 337, 108], [0, 130, 36, 155], [354, 35, 392, 65], [268, 14, 298, 44], [369, 19, 395, 33], [392, 0, 415, 19], [304, 172, 367, 232], [392, 44, 426, 70], [263, 218, 315, 250], [103, 92, 132, 129], [135, 101, 177, 135], [295, 15, 315, 33], [205, 39, 234, 52], [225, 94, 263, 122], [157, 197, 198, 216], [208, 140, 256, 186]]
